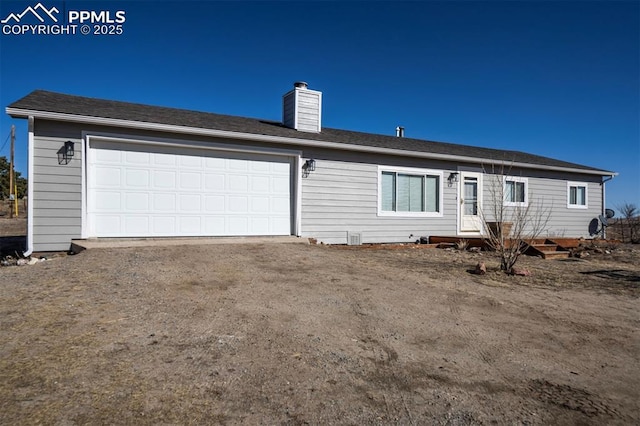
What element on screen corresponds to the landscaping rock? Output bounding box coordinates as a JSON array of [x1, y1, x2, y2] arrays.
[[474, 262, 487, 275], [511, 268, 531, 276]]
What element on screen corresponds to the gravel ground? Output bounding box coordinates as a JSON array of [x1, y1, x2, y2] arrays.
[[0, 242, 638, 424]]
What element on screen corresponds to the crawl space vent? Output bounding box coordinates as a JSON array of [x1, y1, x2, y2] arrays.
[[347, 232, 362, 246]]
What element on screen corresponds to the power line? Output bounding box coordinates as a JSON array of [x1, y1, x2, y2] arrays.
[[0, 131, 10, 154]]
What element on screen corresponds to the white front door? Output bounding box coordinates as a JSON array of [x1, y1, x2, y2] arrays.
[[459, 171, 483, 234]]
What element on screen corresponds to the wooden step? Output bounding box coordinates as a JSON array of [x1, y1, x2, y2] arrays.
[[524, 239, 570, 259]]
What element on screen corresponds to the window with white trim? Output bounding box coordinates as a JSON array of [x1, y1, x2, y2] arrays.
[[379, 167, 442, 216], [567, 182, 588, 209], [503, 176, 528, 207]]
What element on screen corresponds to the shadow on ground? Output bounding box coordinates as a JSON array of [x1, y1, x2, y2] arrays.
[[0, 236, 26, 256], [580, 269, 640, 282]]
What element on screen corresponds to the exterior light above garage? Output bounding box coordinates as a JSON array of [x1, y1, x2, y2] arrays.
[[302, 159, 316, 178], [304, 159, 316, 172], [57, 141, 75, 165]]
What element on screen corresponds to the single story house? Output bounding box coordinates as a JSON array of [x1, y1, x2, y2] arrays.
[[6, 82, 616, 253]]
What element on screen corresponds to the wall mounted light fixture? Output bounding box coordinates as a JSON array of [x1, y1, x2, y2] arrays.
[[302, 159, 316, 177], [447, 172, 459, 187], [304, 159, 316, 172], [58, 141, 75, 165]]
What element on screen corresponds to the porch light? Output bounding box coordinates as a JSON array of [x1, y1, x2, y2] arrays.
[[447, 172, 459, 187], [304, 159, 316, 172], [58, 141, 75, 165]]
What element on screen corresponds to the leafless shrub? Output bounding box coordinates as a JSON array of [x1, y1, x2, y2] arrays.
[[481, 164, 551, 273], [613, 202, 640, 243]]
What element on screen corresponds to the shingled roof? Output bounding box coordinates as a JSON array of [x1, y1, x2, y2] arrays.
[[7, 90, 613, 174]]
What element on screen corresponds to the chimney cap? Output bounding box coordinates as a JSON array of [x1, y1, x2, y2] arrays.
[[294, 81, 308, 89]]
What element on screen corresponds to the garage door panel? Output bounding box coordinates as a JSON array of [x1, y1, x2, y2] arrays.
[[95, 215, 120, 235], [126, 151, 150, 164], [204, 195, 224, 212], [180, 217, 201, 234], [88, 140, 292, 237], [125, 216, 149, 234], [205, 157, 225, 169], [251, 176, 270, 192], [126, 169, 149, 187], [180, 156, 202, 168], [205, 174, 225, 191], [228, 217, 248, 234], [94, 166, 121, 187], [179, 194, 201, 212], [179, 172, 202, 190], [251, 197, 269, 213], [152, 217, 176, 234], [94, 191, 121, 210], [272, 177, 289, 193], [251, 161, 270, 172], [228, 175, 248, 192], [228, 196, 248, 212], [153, 193, 176, 211], [95, 149, 121, 163], [228, 159, 248, 171], [204, 216, 225, 234], [250, 217, 269, 234], [125, 193, 149, 211], [153, 152, 176, 167], [272, 196, 290, 213], [153, 171, 176, 189]]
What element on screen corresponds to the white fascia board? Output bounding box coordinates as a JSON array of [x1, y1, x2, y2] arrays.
[[6, 107, 617, 177]]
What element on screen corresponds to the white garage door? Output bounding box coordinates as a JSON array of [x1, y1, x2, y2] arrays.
[[87, 140, 292, 237]]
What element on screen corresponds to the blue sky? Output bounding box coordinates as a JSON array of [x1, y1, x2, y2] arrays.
[[1, 0, 638, 212]]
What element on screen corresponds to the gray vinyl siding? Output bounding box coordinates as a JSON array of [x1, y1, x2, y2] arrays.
[[300, 158, 458, 244], [29, 119, 606, 249], [31, 133, 82, 251], [528, 175, 602, 238], [282, 91, 295, 129], [296, 91, 321, 133], [481, 171, 603, 239]]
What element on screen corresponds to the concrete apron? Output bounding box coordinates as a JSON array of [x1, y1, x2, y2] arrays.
[[71, 236, 308, 252]]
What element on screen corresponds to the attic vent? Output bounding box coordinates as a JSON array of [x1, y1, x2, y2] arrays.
[[347, 232, 362, 246], [283, 82, 322, 133]]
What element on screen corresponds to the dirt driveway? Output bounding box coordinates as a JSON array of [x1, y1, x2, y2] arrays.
[[1, 243, 638, 424]]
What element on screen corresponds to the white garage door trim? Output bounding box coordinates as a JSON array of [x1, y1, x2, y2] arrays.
[[82, 134, 301, 239]]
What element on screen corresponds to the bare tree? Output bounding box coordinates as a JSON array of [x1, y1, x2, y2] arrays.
[[616, 202, 639, 243], [480, 164, 551, 273]]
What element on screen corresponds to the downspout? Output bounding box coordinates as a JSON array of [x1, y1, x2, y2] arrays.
[[23, 116, 35, 257], [601, 174, 615, 239]]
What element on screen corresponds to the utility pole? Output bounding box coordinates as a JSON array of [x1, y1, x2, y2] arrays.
[[9, 125, 15, 218]]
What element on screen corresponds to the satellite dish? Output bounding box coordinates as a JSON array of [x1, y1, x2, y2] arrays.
[[588, 218, 599, 236], [599, 214, 608, 227], [605, 208, 615, 219]]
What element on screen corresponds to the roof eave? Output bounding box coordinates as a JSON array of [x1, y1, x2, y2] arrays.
[[6, 107, 616, 177]]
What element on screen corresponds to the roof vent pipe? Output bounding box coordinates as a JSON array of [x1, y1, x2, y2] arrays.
[[396, 126, 405, 138]]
